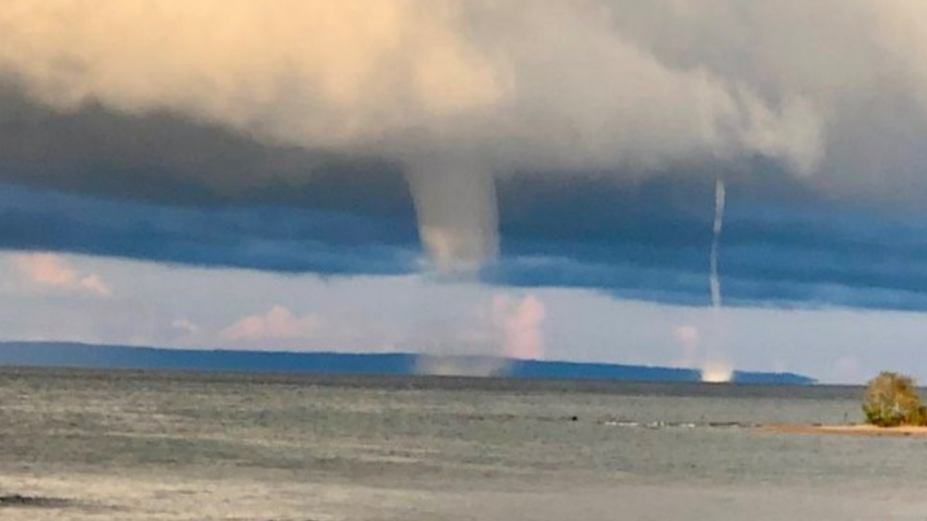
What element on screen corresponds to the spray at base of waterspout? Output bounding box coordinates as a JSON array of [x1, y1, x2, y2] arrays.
[[701, 361, 734, 383]]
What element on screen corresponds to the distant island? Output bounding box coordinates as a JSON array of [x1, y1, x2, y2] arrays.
[[0, 341, 816, 385]]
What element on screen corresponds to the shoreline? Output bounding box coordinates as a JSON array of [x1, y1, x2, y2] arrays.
[[757, 424, 927, 437]]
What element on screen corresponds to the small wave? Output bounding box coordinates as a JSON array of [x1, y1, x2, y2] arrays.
[[603, 420, 639, 427], [0, 494, 71, 509], [600, 420, 753, 430]]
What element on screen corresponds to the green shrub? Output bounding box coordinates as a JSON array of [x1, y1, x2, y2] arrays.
[[862, 371, 927, 427]]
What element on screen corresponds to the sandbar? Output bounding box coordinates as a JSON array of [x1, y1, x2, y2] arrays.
[[757, 424, 927, 437]]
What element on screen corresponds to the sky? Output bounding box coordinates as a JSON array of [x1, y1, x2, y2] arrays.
[[3, 1, 927, 383]]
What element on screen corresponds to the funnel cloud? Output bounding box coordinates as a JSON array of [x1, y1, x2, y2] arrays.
[[406, 160, 499, 273]]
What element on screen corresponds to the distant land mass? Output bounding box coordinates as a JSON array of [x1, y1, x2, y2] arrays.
[[0, 342, 816, 385]]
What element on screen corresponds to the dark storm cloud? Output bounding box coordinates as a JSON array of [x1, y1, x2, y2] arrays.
[[0, 183, 418, 275], [0, 84, 413, 218], [1, 92, 924, 309], [490, 172, 927, 310], [4, 162, 927, 310]]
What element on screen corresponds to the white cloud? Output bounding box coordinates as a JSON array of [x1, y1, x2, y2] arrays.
[[221, 305, 321, 343], [13, 253, 111, 296], [79, 274, 111, 296], [171, 318, 201, 335], [0, 1, 819, 173]]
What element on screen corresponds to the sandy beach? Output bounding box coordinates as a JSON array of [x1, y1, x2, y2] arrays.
[[758, 424, 927, 437]]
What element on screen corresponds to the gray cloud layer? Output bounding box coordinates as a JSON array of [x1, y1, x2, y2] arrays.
[[5, 168, 927, 312], [2, 1, 927, 287], [0, 1, 822, 170], [0, 0, 832, 272]]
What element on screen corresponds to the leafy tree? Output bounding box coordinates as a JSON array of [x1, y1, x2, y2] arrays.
[[862, 371, 927, 427]]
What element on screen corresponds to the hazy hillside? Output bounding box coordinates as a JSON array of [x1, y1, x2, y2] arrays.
[[0, 342, 816, 384]]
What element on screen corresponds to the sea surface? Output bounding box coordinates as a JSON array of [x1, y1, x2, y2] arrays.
[[1, 368, 925, 520]]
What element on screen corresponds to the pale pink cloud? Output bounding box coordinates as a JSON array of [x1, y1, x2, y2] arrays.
[[13, 253, 111, 296], [221, 305, 321, 342], [492, 294, 546, 360], [672, 324, 700, 368]]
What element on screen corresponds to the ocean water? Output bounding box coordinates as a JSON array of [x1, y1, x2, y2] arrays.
[[1, 368, 926, 520]]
